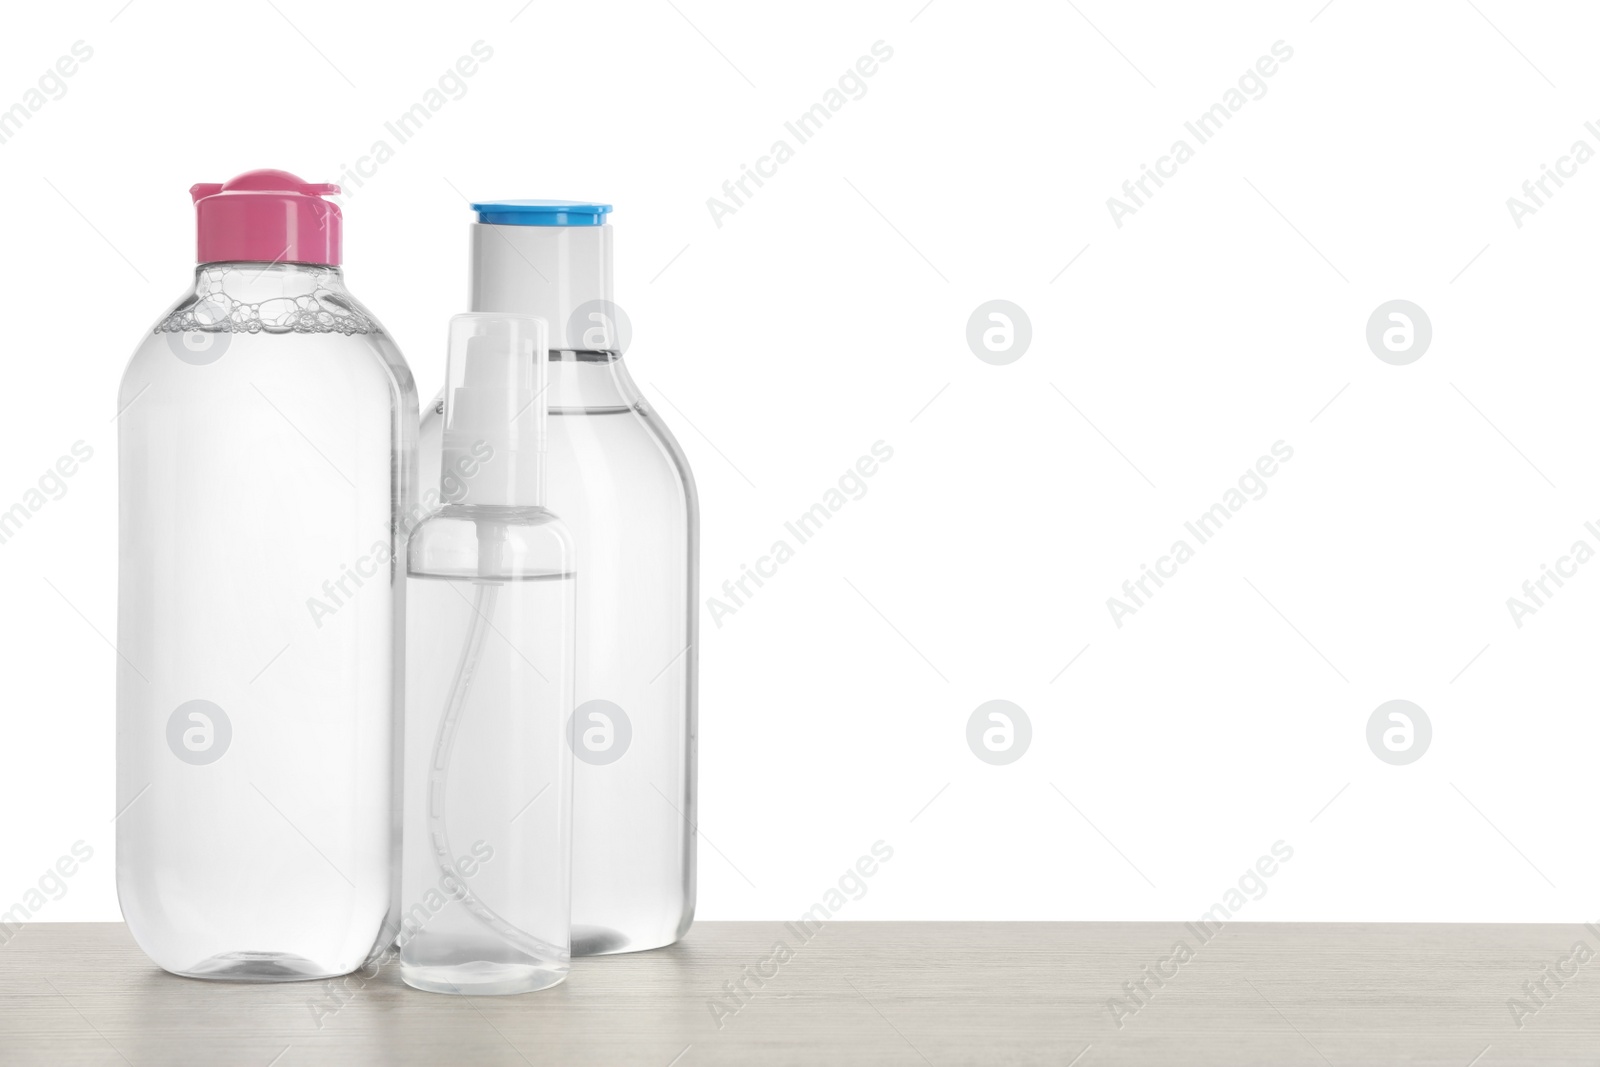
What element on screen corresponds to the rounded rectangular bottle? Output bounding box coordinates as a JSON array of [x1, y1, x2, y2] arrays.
[[419, 201, 697, 955], [115, 172, 417, 980]]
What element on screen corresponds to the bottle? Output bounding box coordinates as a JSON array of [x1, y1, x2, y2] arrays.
[[116, 170, 417, 981], [400, 313, 575, 995], [418, 200, 697, 955]]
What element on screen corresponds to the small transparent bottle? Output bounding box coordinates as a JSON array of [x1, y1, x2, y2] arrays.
[[117, 170, 415, 981], [401, 313, 575, 995]]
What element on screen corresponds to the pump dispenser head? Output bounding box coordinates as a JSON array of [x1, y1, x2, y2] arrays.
[[441, 313, 549, 507]]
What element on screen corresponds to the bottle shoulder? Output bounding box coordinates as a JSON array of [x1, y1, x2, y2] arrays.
[[409, 505, 575, 581], [632, 397, 699, 516], [121, 268, 417, 411], [422, 382, 696, 481], [421, 504, 572, 531]]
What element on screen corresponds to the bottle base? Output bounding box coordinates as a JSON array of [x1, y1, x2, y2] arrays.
[[170, 952, 343, 983], [571, 924, 686, 957], [401, 960, 568, 996]]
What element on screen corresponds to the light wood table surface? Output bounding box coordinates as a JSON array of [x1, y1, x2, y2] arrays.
[[2, 921, 1597, 1065]]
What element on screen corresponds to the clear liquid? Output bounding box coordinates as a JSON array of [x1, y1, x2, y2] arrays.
[[400, 547, 574, 995], [117, 276, 414, 981], [548, 405, 695, 955]]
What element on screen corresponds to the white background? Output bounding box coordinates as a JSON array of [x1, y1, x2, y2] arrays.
[[3, 0, 1599, 926]]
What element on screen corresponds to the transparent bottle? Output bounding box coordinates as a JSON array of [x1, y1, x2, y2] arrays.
[[116, 170, 416, 980], [418, 201, 697, 955], [401, 313, 575, 995]]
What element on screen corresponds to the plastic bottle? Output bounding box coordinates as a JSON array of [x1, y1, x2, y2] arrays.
[[116, 170, 417, 980], [417, 201, 697, 955], [400, 313, 575, 995]]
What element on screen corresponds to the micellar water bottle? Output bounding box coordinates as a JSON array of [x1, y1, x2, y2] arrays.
[[401, 313, 575, 995], [418, 201, 697, 955], [116, 170, 417, 980]]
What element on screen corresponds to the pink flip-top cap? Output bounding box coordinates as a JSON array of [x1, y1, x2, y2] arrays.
[[190, 169, 342, 266]]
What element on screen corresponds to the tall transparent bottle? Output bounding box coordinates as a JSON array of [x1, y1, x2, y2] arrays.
[[418, 201, 696, 955], [401, 313, 574, 995], [116, 170, 416, 980]]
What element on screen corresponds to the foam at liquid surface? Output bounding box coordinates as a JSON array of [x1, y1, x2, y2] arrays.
[[155, 266, 374, 335]]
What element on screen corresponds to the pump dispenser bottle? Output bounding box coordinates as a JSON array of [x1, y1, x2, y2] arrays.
[[418, 202, 697, 955], [116, 170, 416, 980], [401, 313, 575, 995]]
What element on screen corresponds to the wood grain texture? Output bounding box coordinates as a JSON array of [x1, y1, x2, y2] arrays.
[[1, 921, 1596, 1065]]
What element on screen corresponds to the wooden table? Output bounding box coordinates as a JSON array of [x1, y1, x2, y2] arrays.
[[2, 921, 1596, 1064]]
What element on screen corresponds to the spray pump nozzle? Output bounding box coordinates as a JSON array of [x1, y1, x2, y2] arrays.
[[441, 313, 550, 510]]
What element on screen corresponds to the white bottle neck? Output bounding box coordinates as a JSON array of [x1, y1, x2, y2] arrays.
[[468, 223, 613, 351]]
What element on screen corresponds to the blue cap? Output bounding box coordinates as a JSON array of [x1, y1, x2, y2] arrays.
[[471, 200, 612, 226]]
